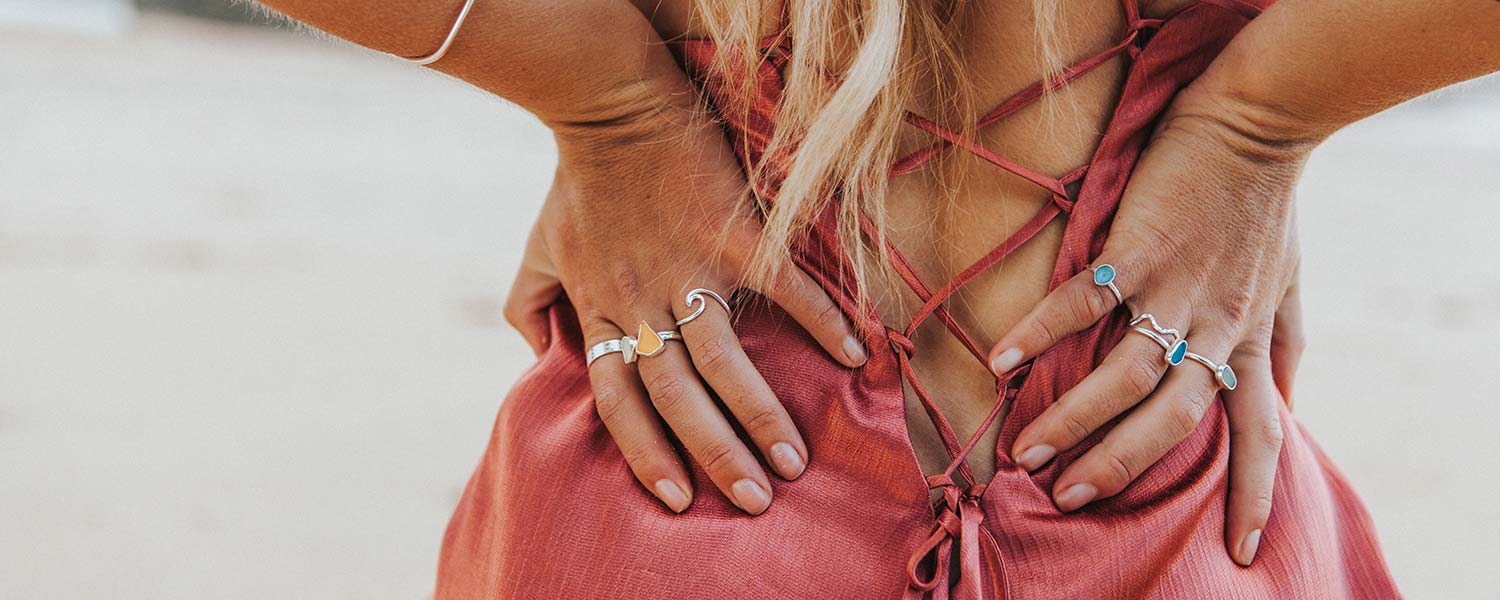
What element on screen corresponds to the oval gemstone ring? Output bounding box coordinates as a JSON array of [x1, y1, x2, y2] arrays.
[[1089, 264, 1124, 304], [1185, 351, 1239, 391], [1128, 313, 1188, 366]]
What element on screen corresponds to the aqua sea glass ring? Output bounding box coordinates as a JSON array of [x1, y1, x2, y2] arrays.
[[1089, 264, 1124, 305], [1128, 313, 1188, 366], [1185, 351, 1239, 391]]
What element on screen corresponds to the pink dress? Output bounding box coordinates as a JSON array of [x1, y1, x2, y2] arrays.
[[434, 0, 1401, 597]]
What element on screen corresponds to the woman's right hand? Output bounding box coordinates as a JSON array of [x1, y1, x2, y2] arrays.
[[503, 104, 867, 516]]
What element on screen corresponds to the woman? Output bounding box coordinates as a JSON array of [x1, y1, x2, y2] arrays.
[[258, 0, 1498, 597]]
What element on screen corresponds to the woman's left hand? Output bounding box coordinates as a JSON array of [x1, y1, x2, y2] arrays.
[[985, 85, 1309, 567]]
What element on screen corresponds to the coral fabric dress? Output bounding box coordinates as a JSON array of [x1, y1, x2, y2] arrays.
[[434, 1, 1400, 597]]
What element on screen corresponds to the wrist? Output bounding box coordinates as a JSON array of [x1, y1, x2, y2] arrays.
[[1162, 73, 1322, 168]]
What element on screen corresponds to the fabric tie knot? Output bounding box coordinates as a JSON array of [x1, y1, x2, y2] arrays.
[[887, 329, 917, 356]]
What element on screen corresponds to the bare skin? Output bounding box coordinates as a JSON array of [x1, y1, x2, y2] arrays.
[[258, 0, 1500, 567]]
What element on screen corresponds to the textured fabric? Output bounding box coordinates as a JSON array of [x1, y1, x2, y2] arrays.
[[434, 1, 1401, 598]]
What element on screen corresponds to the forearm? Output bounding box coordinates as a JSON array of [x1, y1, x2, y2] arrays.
[[1189, 0, 1500, 146], [255, 0, 698, 127]]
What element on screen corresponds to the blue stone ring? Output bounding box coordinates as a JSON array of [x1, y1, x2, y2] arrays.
[[1089, 264, 1124, 305], [1128, 313, 1188, 366], [1185, 351, 1239, 391]]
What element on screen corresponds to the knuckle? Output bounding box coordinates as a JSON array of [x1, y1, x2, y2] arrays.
[[737, 405, 785, 437], [1121, 354, 1163, 399], [643, 370, 692, 414], [592, 383, 631, 424], [1249, 488, 1276, 517], [609, 265, 646, 307], [1219, 287, 1256, 327], [691, 335, 734, 376], [1028, 315, 1062, 347], [1066, 285, 1111, 325], [694, 438, 742, 475], [1058, 412, 1094, 445], [1253, 416, 1286, 453], [811, 298, 844, 331], [501, 303, 523, 329], [619, 441, 660, 473], [1168, 390, 1211, 439], [1103, 453, 1136, 491], [1272, 331, 1307, 357]]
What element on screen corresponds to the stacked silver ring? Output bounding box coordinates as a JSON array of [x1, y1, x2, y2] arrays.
[[1128, 313, 1189, 366], [584, 288, 731, 366], [1095, 263, 1236, 391], [585, 330, 684, 366]]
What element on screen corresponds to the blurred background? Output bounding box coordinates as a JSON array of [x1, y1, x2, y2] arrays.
[[2, 1, 1497, 598]]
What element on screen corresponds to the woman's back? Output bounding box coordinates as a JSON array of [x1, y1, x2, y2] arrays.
[[631, 0, 1195, 481], [434, 1, 1400, 597]]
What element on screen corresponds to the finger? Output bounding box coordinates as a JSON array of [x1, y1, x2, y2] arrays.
[[1051, 339, 1224, 512], [1010, 332, 1169, 471], [504, 264, 562, 356], [1222, 351, 1284, 567], [1268, 281, 1304, 410], [633, 313, 775, 515], [988, 261, 1130, 375], [758, 263, 867, 368], [582, 318, 693, 514], [677, 300, 808, 480]]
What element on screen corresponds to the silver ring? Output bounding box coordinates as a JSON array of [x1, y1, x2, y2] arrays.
[[584, 325, 684, 366], [1184, 351, 1239, 391], [586, 338, 625, 365], [1089, 264, 1124, 305], [1128, 313, 1188, 366], [675, 288, 732, 327]]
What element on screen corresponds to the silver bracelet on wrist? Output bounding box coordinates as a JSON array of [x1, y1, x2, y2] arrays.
[[398, 0, 477, 66]]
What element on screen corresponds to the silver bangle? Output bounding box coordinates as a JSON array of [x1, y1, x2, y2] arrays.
[[399, 0, 477, 66]]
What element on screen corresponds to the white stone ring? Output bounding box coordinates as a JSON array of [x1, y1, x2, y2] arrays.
[[585, 288, 730, 367], [1185, 351, 1239, 391], [585, 326, 683, 366], [1128, 313, 1188, 366], [1089, 263, 1124, 304]]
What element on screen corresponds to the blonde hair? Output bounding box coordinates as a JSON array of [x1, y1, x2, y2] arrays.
[[692, 0, 1067, 303]]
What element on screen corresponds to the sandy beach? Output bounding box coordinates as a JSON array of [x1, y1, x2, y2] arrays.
[[2, 13, 1498, 599]]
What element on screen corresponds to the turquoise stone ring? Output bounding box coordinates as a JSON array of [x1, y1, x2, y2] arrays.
[[1167, 339, 1188, 366], [1128, 313, 1189, 367], [1092, 264, 1115, 285], [1089, 263, 1123, 304], [1185, 351, 1239, 391]]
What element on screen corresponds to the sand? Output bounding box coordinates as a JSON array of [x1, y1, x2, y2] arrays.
[[2, 13, 1497, 599]]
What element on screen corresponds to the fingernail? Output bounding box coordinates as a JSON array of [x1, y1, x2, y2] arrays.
[[842, 337, 867, 366], [990, 348, 1022, 375], [1055, 483, 1098, 512], [769, 442, 806, 480], [731, 479, 771, 515], [1236, 529, 1263, 567], [1015, 444, 1056, 472], [653, 480, 691, 513]]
